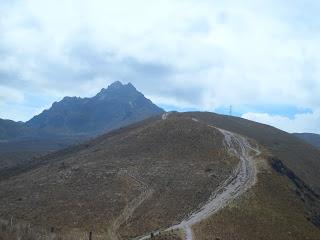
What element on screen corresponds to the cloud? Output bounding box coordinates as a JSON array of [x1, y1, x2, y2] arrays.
[[242, 109, 320, 134], [0, 0, 319, 132], [0, 86, 24, 103]]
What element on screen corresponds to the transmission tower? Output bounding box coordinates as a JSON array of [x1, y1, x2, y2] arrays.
[[229, 105, 233, 116]]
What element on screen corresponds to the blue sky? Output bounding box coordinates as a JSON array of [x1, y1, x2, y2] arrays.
[[0, 0, 320, 133]]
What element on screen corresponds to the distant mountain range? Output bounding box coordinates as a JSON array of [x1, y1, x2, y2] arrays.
[[26, 81, 164, 136], [0, 81, 164, 170], [1, 81, 163, 141], [293, 133, 320, 149], [0, 119, 30, 141]]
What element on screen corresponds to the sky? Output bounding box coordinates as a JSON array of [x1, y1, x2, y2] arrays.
[[0, 0, 320, 133]]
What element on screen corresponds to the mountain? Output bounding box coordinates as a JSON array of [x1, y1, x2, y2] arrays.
[[0, 81, 164, 177], [0, 119, 30, 140], [0, 81, 164, 141], [26, 81, 164, 136], [293, 133, 320, 149], [1, 112, 319, 240]]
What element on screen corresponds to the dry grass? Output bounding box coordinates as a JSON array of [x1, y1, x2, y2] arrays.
[[0, 116, 238, 239], [0, 218, 112, 240], [2, 112, 319, 239], [150, 230, 183, 240], [192, 153, 320, 240], [181, 112, 320, 195], [0, 218, 70, 240]]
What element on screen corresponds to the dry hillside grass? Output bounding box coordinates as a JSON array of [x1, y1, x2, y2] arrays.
[[180, 112, 320, 232], [1, 112, 320, 240], [0, 116, 238, 239], [181, 112, 320, 195], [192, 150, 320, 240]]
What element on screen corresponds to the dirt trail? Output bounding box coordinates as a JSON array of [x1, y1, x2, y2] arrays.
[[108, 170, 154, 240], [136, 126, 260, 240]]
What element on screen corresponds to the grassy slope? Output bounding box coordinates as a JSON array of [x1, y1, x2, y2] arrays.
[[176, 112, 320, 239], [1, 112, 319, 239], [0, 116, 238, 239], [193, 151, 320, 240], [181, 112, 320, 195], [293, 133, 320, 149]]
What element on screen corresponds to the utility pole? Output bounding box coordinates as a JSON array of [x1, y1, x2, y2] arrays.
[[229, 105, 233, 116]]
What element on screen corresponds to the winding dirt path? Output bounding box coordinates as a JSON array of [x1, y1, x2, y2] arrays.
[[108, 170, 154, 240], [136, 126, 261, 240]]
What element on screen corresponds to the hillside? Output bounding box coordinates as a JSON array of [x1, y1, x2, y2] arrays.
[[293, 133, 320, 149], [0, 114, 238, 239], [181, 112, 320, 196], [0, 112, 320, 240], [179, 112, 320, 239]]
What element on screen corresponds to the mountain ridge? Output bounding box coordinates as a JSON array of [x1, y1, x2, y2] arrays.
[[0, 81, 164, 140], [293, 132, 320, 149], [26, 81, 164, 136]]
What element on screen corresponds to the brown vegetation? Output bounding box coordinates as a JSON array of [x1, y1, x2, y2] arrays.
[[1, 112, 320, 239], [0, 115, 237, 239], [181, 112, 320, 195], [192, 148, 320, 240]]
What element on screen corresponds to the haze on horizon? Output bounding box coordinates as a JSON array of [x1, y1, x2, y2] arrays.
[[0, 0, 320, 134]]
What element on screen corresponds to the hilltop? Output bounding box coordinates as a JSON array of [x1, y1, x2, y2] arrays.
[[0, 112, 319, 240]]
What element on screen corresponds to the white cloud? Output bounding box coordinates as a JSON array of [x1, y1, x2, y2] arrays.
[[0, 102, 46, 121], [0, 86, 24, 103], [0, 0, 319, 131], [242, 109, 320, 134]]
